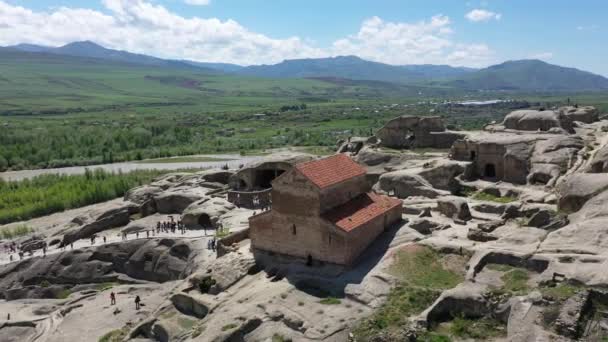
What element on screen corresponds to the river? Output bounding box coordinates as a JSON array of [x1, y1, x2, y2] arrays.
[[0, 154, 263, 182]]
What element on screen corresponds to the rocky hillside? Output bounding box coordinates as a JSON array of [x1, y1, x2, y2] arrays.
[[2, 107, 608, 341]]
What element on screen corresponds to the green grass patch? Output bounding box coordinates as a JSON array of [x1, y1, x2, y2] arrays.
[[441, 316, 506, 340], [472, 192, 517, 203], [272, 334, 293, 342], [354, 246, 464, 340], [0, 225, 33, 239], [319, 297, 341, 305], [221, 323, 237, 331], [388, 246, 464, 289], [489, 266, 530, 295], [177, 317, 196, 330], [98, 327, 129, 342], [215, 227, 231, 239], [417, 332, 452, 342], [57, 289, 72, 299], [540, 283, 581, 301], [95, 282, 118, 292], [296, 146, 335, 156]]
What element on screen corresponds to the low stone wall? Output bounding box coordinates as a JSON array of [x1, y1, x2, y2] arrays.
[[227, 188, 272, 209], [217, 228, 250, 257]]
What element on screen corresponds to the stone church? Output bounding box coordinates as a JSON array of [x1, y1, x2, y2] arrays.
[[249, 154, 402, 265]]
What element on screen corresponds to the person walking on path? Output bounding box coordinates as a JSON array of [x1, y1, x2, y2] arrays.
[[103, 236, 107, 244], [135, 295, 141, 310], [110, 292, 116, 305]]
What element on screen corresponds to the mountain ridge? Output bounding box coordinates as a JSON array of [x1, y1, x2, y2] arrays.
[[5, 41, 608, 92]]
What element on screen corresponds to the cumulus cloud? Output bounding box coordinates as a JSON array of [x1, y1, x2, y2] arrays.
[[184, 0, 211, 5], [576, 25, 599, 31], [465, 9, 501, 22], [0, 0, 494, 67], [329, 15, 492, 66]]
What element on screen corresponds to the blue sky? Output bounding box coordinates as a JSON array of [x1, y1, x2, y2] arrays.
[[1, 0, 606, 75]]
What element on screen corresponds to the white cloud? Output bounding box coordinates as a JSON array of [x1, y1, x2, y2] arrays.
[[184, 0, 211, 5], [465, 9, 501, 22], [329, 15, 493, 66], [529, 52, 553, 60], [0, 0, 494, 67], [576, 25, 599, 31]]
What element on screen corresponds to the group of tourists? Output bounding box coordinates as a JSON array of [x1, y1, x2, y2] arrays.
[[109, 291, 142, 310], [207, 238, 217, 251], [156, 218, 186, 235], [3, 215, 194, 265]]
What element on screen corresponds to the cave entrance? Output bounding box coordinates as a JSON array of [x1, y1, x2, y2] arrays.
[[255, 169, 285, 189], [198, 214, 212, 228], [484, 163, 496, 178]]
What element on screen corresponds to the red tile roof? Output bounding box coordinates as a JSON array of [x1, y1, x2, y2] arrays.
[[296, 154, 366, 189], [323, 192, 402, 232]]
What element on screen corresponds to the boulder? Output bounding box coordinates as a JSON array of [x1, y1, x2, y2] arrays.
[[408, 219, 449, 235], [501, 204, 523, 220], [62, 202, 139, 245], [376, 115, 465, 149], [437, 197, 472, 221], [477, 220, 505, 233], [587, 144, 608, 173], [0, 239, 195, 299], [196, 169, 234, 184], [124, 185, 163, 205], [554, 290, 591, 339], [417, 160, 468, 192], [181, 198, 235, 227], [376, 171, 449, 199], [418, 282, 489, 327], [503, 109, 573, 133], [418, 207, 432, 217], [559, 106, 599, 124], [557, 174, 608, 213], [471, 202, 508, 215], [527, 209, 553, 228], [154, 189, 207, 214], [354, 146, 397, 166], [467, 228, 498, 242]]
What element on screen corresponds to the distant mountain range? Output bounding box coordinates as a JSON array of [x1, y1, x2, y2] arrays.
[[5, 41, 608, 92], [237, 56, 476, 83], [7, 41, 218, 72]]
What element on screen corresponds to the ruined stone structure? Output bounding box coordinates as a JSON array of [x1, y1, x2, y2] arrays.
[[228, 154, 313, 191], [376, 116, 466, 149], [249, 154, 402, 265], [451, 132, 584, 185]]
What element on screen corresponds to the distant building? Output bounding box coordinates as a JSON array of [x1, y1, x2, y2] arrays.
[[249, 154, 402, 265]]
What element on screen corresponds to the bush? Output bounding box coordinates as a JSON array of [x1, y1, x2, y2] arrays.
[[319, 297, 341, 305], [198, 276, 217, 293], [0, 169, 181, 225]]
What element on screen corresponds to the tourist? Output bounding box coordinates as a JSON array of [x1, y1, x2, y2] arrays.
[[9, 255, 13, 262], [110, 291, 116, 305], [103, 236, 107, 244], [70, 243, 74, 249], [136, 232, 139, 238], [135, 295, 141, 310]]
